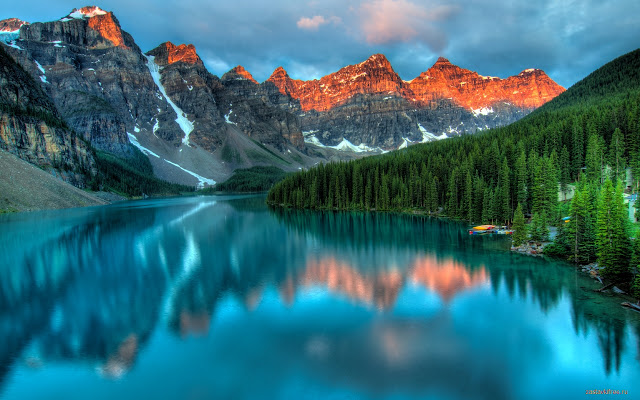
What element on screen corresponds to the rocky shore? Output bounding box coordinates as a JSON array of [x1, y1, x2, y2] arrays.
[[510, 241, 550, 256]]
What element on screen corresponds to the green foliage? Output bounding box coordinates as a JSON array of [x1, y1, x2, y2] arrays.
[[248, 139, 291, 165], [544, 222, 571, 257], [529, 211, 549, 242], [0, 102, 71, 130], [631, 233, 640, 300], [511, 203, 527, 247], [631, 233, 640, 273], [538, 49, 640, 111], [204, 166, 287, 193], [631, 274, 640, 300], [95, 149, 193, 197], [220, 144, 241, 164]]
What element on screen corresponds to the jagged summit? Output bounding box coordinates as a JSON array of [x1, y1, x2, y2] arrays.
[[224, 65, 258, 84], [406, 57, 564, 109], [267, 66, 299, 98], [0, 18, 29, 32], [147, 42, 202, 66], [265, 54, 564, 112], [268, 54, 403, 112], [270, 66, 289, 78], [518, 68, 542, 75], [434, 56, 452, 65], [359, 53, 393, 68]]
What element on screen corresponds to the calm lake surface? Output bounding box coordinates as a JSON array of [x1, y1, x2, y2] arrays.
[[0, 195, 638, 399]]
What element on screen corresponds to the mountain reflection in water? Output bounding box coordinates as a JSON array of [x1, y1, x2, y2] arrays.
[[0, 195, 638, 400]]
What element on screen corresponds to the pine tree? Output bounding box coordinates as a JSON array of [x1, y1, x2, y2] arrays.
[[609, 128, 625, 182], [596, 179, 631, 281], [529, 212, 544, 242], [464, 170, 473, 221], [559, 145, 571, 200], [544, 152, 560, 222], [428, 176, 438, 212], [497, 157, 511, 224], [572, 118, 584, 177], [585, 133, 605, 183], [539, 210, 550, 241], [568, 178, 597, 264], [515, 150, 528, 211], [631, 233, 640, 300], [512, 203, 527, 247], [631, 274, 640, 301]]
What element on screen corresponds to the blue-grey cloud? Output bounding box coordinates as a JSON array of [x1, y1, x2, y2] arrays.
[[2, 0, 639, 87]]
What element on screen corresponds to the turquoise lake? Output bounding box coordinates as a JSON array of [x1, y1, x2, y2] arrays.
[[0, 195, 638, 399]]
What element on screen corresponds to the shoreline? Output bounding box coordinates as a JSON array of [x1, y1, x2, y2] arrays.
[[269, 202, 640, 309], [511, 239, 640, 310]]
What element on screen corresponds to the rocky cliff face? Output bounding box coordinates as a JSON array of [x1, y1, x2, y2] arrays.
[[266, 54, 565, 150], [1, 7, 312, 187], [0, 45, 95, 187], [0, 5, 565, 187], [3, 6, 168, 157], [220, 63, 305, 151], [145, 41, 305, 154], [268, 54, 406, 112]]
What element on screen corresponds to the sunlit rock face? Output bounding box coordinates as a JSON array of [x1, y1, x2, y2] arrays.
[[265, 55, 564, 150], [267, 55, 564, 113], [268, 54, 406, 112], [147, 41, 203, 67], [407, 57, 564, 110], [0, 43, 96, 186], [2, 8, 307, 186]]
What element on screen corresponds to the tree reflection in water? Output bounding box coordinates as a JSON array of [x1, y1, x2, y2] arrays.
[[0, 196, 638, 397]]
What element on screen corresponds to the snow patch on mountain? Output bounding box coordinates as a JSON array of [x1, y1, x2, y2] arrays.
[[68, 7, 107, 19], [128, 132, 214, 188], [164, 160, 215, 188], [127, 132, 160, 158], [398, 138, 411, 149], [304, 133, 384, 153], [0, 30, 19, 43], [34, 60, 48, 83], [145, 54, 195, 146], [471, 107, 494, 117], [418, 123, 448, 142], [224, 109, 237, 125]]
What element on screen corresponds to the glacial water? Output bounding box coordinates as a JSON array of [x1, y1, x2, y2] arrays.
[[0, 195, 638, 399]]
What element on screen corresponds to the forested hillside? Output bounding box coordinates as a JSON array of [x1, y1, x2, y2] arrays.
[[268, 49, 640, 224]]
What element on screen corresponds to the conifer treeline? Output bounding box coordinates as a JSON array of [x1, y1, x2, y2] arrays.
[[268, 49, 640, 228]]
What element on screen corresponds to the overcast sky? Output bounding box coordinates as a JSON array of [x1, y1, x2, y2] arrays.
[[4, 0, 640, 88]]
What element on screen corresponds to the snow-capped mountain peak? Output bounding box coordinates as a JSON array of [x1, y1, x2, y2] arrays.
[[64, 6, 108, 20], [0, 18, 29, 33]]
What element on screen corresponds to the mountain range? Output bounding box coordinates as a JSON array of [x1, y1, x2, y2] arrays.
[[0, 5, 565, 191]]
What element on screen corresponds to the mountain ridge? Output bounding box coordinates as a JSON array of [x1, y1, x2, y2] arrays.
[[0, 5, 569, 195], [261, 53, 564, 113]]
